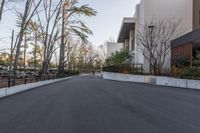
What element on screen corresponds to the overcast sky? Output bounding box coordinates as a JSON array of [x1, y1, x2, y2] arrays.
[[0, 0, 140, 49]]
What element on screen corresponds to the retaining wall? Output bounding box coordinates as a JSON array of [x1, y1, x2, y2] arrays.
[[103, 72, 145, 83], [103, 72, 200, 90]]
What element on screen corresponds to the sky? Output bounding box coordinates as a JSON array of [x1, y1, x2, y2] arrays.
[[80, 0, 140, 45], [0, 0, 141, 49]]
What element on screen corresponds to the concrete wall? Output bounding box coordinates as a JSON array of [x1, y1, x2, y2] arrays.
[[106, 42, 124, 58], [143, 0, 193, 32], [103, 72, 200, 90], [133, 0, 194, 73], [156, 76, 187, 88], [187, 80, 200, 89], [156, 77, 200, 90], [0, 77, 72, 98], [103, 72, 145, 83], [134, 2, 145, 65]]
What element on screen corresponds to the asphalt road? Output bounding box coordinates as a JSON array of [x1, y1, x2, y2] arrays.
[[0, 75, 200, 133]]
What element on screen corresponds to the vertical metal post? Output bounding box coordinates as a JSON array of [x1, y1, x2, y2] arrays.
[[8, 77, 11, 87], [25, 76, 27, 84]]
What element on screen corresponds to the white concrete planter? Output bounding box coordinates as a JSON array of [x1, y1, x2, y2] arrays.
[[103, 72, 200, 90], [0, 77, 72, 98], [187, 80, 200, 89], [103, 72, 145, 83], [0, 88, 6, 97], [156, 77, 187, 88]]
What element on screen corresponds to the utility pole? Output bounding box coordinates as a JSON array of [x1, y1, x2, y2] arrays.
[[10, 30, 14, 75]]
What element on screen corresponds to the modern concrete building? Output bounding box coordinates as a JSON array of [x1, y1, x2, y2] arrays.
[[117, 18, 135, 53], [171, 29, 200, 66], [171, 0, 200, 67], [117, 0, 198, 73], [106, 42, 123, 58], [193, 0, 200, 30]]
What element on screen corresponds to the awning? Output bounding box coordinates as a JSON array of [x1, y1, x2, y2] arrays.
[[171, 28, 200, 48], [117, 17, 136, 43]]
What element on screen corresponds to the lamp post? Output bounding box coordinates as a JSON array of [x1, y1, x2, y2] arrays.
[[148, 25, 155, 75], [148, 25, 155, 32]]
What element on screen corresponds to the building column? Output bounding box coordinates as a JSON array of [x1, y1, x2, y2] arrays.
[[129, 30, 135, 52], [125, 39, 129, 52]]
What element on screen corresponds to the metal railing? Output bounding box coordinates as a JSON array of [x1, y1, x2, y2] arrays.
[[0, 74, 69, 89]]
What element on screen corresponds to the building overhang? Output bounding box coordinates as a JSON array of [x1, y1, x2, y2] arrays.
[[171, 28, 200, 49], [117, 17, 136, 43]]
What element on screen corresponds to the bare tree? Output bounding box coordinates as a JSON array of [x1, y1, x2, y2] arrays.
[[36, 0, 63, 75], [97, 44, 107, 67], [63, 39, 98, 71], [27, 20, 41, 71], [12, 0, 42, 80], [137, 19, 182, 75], [0, 0, 5, 21], [58, 0, 97, 74], [67, 39, 80, 70], [62, 35, 74, 69]]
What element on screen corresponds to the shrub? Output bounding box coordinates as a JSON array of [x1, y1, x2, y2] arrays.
[[193, 54, 200, 67], [105, 51, 131, 66], [180, 67, 200, 79]]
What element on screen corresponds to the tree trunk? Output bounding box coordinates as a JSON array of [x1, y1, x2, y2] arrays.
[[24, 32, 27, 73], [58, 1, 66, 75], [34, 31, 37, 72], [12, 29, 25, 85], [0, 0, 5, 21]]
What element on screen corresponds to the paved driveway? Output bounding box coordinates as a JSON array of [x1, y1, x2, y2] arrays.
[[0, 75, 200, 133]]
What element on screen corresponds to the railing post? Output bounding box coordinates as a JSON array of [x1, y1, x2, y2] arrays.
[[141, 64, 143, 74], [8, 76, 11, 88], [24, 76, 27, 84]]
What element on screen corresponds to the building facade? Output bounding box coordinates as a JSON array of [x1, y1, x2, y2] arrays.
[[171, 29, 200, 67], [193, 0, 200, 30], [171, 0, 200, 67], [117, 0, 197, 73]]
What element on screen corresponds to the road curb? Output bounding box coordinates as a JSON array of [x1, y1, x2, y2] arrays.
[[0, 77, 72, 99]]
